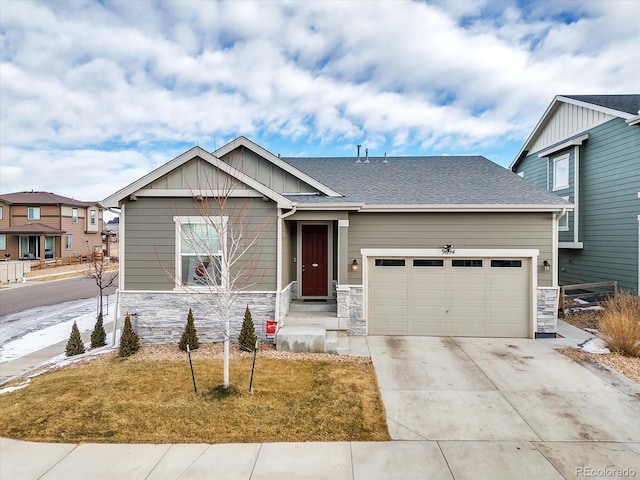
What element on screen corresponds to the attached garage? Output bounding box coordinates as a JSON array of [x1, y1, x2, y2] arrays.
[[364, 249, 538, 338]]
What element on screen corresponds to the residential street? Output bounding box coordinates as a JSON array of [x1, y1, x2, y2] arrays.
[[0, 276, 116, 316]]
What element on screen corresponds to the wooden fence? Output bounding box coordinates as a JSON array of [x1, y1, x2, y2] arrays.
[[559, 281, 618, 316]]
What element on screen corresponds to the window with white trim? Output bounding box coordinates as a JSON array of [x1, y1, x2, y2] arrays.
[[175, 216, 225, 287], [27, 207, 41, 220], [0, 235, 6, 250], [553, 154, 569, 191], [90, 209, 97, 225], [0, 206, 3, 220], [558, 196, 569, 231], [72, 208, 78, 224], [65, 234, 73, 250]]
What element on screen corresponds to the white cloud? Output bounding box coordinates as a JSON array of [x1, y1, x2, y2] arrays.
[[0, 0, 638, 201]]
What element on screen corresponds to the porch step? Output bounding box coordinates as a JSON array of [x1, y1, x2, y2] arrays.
[[288, 299, 337, 313], [336, 335, 350, 356], [276, 325, 326, 353]]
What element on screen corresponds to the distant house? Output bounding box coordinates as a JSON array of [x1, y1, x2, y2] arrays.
[[510, 95, 640, 293], [104, 136, 570, 348], [0, 191, 103, 261]]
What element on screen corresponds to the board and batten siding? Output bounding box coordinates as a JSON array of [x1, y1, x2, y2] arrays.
[[123, 197, 278, 291], [558, 118, 640, 291], [220, 147, 317, 194], [345, 212, 554, 286]]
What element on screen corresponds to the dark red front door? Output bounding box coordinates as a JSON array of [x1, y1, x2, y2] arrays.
[[302, 225, 328, 296]]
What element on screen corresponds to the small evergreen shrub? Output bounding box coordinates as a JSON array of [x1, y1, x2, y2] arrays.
[[179, 308, 200, 351], [599, 291, 640, 357], [91, 313, 107, 348], [238, 305, 257, 352], [119, 314, 141, 358], [65, 321, 85, 357]]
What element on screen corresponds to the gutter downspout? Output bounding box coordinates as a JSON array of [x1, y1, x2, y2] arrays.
[[111, 202, 125, 347], [275, 204, 297, 330], [554, 207, 567, 288]]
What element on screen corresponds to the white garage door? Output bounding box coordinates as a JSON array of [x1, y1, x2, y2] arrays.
[[368, 257, 530, 337]]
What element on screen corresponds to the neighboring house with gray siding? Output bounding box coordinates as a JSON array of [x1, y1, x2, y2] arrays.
[[103, 136, 571, 348], [510, 95, 640, 293]]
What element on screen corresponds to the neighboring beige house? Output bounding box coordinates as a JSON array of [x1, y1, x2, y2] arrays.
[[0, 191, 103, 261], [104, 136, 572, 350]]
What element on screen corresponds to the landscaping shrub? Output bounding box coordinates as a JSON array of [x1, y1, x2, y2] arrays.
[[90, 313, 107, 348], [599, 291, 640, 357], [65, 321, 85, 357], [119, 315, 141, 358], [178, 308, 200, 351], [238, 305, 257, 352]]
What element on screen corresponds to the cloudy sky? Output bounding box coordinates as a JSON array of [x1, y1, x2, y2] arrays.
[[1, 0, 638, 206]]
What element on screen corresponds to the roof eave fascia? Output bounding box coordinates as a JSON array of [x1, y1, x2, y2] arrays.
[[102, 146, 205, 208], [102, 146, 293, 209], [293, 203, 364, 211], [509, 95, 561, 170], [213, 136, 343, 198], [557, 96, 634, 120], [359, 204, 574, 213], [626, 115, 640, 126], [537, 133, 589, 158]]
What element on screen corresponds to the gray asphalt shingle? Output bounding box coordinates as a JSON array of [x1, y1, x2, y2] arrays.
[[562, 94, 640, 116], [282, 156, 569, 206]]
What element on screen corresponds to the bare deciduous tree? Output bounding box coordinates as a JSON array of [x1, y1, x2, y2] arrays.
[[86, 242, 118, 317], [160, 153, 273, 389]]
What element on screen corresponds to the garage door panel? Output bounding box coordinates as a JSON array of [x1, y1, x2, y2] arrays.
[[368, 255, 530, 338], [411, 321, 448, 335], [409, 288, 446, 302]]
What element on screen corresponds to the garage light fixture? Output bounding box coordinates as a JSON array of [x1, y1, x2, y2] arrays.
[[543, 260, 551, 272], [442, 244, 455, 254], [350, 259, 359, 272]]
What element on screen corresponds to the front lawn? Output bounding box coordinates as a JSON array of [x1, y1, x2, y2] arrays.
[[0, 348, 390, 444]]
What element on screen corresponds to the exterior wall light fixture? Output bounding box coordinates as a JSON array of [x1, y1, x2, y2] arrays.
[[543, 260, 551, 272], [350, 259, 359, 272]]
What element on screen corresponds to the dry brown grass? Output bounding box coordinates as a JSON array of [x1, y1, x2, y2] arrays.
[[0, 351, 389, 444], [598, 291, 640, 357]]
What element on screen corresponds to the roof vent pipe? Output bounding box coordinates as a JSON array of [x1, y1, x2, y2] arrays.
[[383, 152, 388, 163], [356, 144, 362, 163], [364, 148, 369, 163]]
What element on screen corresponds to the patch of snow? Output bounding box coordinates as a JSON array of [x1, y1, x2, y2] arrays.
[[0, 311, 114, 363], [580, 337, 611, 355]]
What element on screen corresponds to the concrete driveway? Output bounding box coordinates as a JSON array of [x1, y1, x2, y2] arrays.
[[368, 336, 640, 478]]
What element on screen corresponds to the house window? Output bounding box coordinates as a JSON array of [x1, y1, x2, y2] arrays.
[[175, 216, 225, 287], [72, 208, 78, 224], [0, 206, 3, 220], [0, 235, 5, 250], [491, 260, 522, 268], [553, 154, 569, 191], [65, 235, 73, 250], [558, 196, 569, 231], [27, 207, 41, 220], [375, 259, 406, 267], [413, 259, 444, 267], [90, 209, 97, 225], [452, 259, 483, 267]]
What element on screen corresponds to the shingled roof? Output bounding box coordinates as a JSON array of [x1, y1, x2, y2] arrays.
[[0, 191, 96, 207], [282, 156, 570, 208], [561, 95, 640, 116]]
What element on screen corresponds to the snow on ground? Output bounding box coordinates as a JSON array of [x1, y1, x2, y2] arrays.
[[0, 296, 115, 363], [580, 337, 611, 354]]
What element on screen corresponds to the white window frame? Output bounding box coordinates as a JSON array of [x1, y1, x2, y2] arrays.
[[0, 206, 3, 220], [558, 196, 569, 231], [65, 234, 73, 250], [0, 234, 6, 250], [72, 208, 78, 224], [553, 154, 570, 191], [90, 209, 97, 225], [27, 207, 41, 220], [174, 215, 227, 289]]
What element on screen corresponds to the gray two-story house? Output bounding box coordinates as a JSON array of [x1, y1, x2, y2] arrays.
[[510, 95, 640, 293]]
